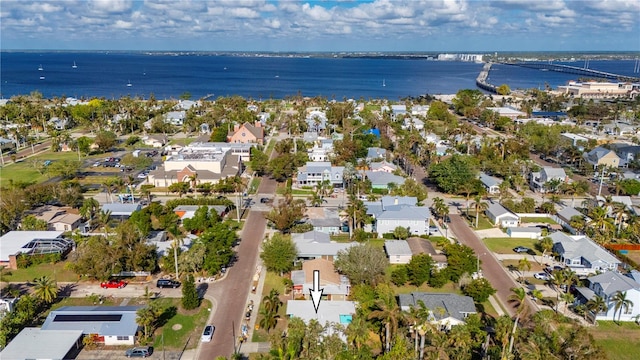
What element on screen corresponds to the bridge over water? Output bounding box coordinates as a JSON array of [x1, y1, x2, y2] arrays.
[[501, 62, 640, 82]]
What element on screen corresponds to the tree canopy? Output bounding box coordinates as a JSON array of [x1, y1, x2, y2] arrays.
[[260, 233, 298, 275], [334, 244, 388, 286]]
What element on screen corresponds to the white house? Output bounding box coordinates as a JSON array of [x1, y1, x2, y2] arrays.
[[530, 167, 568, 193], [384, 240, 413, 264], [485, 202, 519, 228], [365, 199, 430, 237], [0, 328, 83, 360], [479, 172, 502, 194], [550, 232, 620, 275], [286, 300, 356, 342], [163, 110, 186, 126], [41, 306, 143, 346], [574, 271, 640, 322]]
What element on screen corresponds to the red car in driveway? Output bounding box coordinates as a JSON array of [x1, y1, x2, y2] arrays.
[[100, 280, 127, 289]]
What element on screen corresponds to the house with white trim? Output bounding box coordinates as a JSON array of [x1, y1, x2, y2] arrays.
[[485, 202, 519, 228], [398, 293, 477, 331], [574, 271, 640, 322], [479, 172, 502, 194], [550, 232, 620, 275], [385, 240, 413, 264]]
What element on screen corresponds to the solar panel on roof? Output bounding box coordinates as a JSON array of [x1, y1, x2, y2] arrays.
[[54, 314, 122, 322]]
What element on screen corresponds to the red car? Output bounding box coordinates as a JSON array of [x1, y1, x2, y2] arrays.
[[101, 280, 127, 289]]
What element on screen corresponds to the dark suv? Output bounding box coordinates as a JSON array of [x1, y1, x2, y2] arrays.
[[156, 279, 181, 288]]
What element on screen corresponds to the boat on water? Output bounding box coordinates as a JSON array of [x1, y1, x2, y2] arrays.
[[72, 61, 77, 69], [38, 64, 43, 71], [382, 79, 386, 87], [39, 76, 45, 80], [127, 80, 132, 87]]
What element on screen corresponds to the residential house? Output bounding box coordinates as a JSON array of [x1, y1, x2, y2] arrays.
[[411, 105, 430, 117], [529, 166, 569, 193], [0, 231, 72, 270], [0, 297, 18, 319], [30, 206, 84, 232], [295, 162, 344, 188], [0, 328, 83, 360], [292, 232, 356, 261], [365, 147, 387, 161], [384, 240, 413, 264], [142, 134, 168, 148], [506, 227, 542, 239], [402, 117, 425, 130], [574, 271, 640, 322], [612, 144, 640, 166], [227, 122, 265, 145], [554, 206, 587, 234], [485, 202, 519, 228], [550, 232, 620, 275], [365, 197, 430, 237], [48, 117, 71, 130], [390, 104, 407, 120], [41, 306, 143, 345], [398, 293, 477, 330], [173, 205, 230, 221], [286, 300, 356, 341], [306, 207, 341, 234], [0, 137, 16, 152], [363, 170, 405, 190], [406, 237, 448, 269], [369, 160, 397, 173], [101, 203, 142, 219], [594, 195, 638, 216], [584, 146, 621, 168], [163, 110, 186, 126], [291, 258, 351, 300], [149, 232, 194, 257], [306, 110, 327, 132], [561, 133, 589, 147], [479, 172, 502, 194], [175, 99, 200, 110]]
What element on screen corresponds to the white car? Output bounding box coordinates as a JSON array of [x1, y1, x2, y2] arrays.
[[534, 272, 550, 281], [137, 172, 148, 179], [201, 325, 214, 342]]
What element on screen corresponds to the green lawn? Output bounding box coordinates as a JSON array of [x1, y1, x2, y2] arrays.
[[461, 210, 494, 230], [153, 298, 212, 349], [520, 217, 558, 225], [590, 321, 640, 360], [0, 151, 98, 187], [252, 271, 289, 342], [248, 177, 261, 194], [0, 261, 78, 282], [483, 237, 540, 254]]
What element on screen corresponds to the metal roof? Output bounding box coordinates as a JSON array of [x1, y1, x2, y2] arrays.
[[0, 328, 82, 360], [294, 241, 356, 258], [286, 300, 356, 325], [41, 306, 143, 336], [479, 172, 502, 188], [398, 292, 477, 321], [101, 203, 142, 216], [384, 240, 413, 256], [0, 231, 64, 262]]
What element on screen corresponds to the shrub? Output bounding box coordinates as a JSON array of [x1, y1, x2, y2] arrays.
[[391, 266, 408, 286]]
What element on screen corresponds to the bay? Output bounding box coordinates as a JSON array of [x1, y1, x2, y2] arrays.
[[0, 52, 636, 100]]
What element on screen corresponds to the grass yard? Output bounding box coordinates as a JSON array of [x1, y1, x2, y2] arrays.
[[483, 237, 541, 254], [0, 151, 98, 187], [590, 321, 640, 360], [520, 217, 558, 224], [248, 177, 261, 194], [153, 298, 212, 349], [252, 271, 289, 342], [461, 210, 494, 230], [0, 261, 78, 282]]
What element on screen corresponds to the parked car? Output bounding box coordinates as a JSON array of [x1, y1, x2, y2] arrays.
[[513, 246, 531, 253], [201, 325, 215, 342], [534, 272, 550, 281], [125, 346, 152, 357], [156, 279, 181, 288], [428, 226, 439, 235], [100, 280, 127, 289], [137, 172, 148, 179]]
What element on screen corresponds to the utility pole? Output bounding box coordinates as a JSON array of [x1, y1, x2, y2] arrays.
[[597, 166, 605, 197]]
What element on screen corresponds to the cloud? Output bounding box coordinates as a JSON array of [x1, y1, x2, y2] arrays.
[[0, 0, 637, 51]]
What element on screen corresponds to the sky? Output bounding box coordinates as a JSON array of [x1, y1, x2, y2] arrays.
[[1, 0, 639, 52]]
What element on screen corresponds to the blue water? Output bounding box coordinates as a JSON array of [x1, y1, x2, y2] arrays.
[[0, 52, 637, 99]]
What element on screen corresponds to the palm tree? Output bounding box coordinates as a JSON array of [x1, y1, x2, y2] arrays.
[[167, 225, 185, 280], [262, 289, 282, 314], [345, 314, 369, 352], [517, 257, 532, 281], [32, 275, 58, 303], [472, 195, 488, 228], [507, 287, 528, 356], [611, 291, 634, 324], [258, 305, 279, 333], [586, 295, 607, 324], [560, 292, 575, 314], [589, 206, 615, 235], [432, 197, 449, 223], [539, 236, 554, 258], [96, 210, 112, 237], [136, 306, 157, 338], [368, 286, 403, 353], [79, 198, 100, 230]]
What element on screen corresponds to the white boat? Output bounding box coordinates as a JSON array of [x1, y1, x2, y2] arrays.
[[72, 61, 77, 69], [38, 64, 43, 71], [382, 79, 386, 87], [39, 76, 45, 80], [127, 80, 132, 87]]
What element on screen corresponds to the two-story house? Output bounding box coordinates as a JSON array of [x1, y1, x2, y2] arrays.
[[584, 147, 621, 168], [550, 232, 620, 275], [295, 162, 344, 188], [529, 166, 568, 193], [574, 271, 640, 322], [227, 122, 265, 145]]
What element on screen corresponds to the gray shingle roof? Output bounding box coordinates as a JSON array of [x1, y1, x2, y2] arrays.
[[486, 202, 517, 219], [398, 293, 477, 321], [588, 271, 640, 297], [550, 232, 620, 266], [291, 231, 331, 244], [384, 240, 413, 257], [364, 171, 406, 187]]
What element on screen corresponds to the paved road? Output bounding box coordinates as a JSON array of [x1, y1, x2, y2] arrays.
[[199, 176, 276, 359], [448, 214, 538, 317]]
